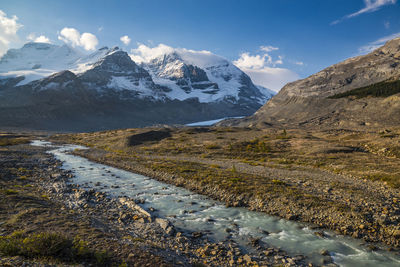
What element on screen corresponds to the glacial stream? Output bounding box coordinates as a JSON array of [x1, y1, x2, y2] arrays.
[[32, 140, 400, 266]]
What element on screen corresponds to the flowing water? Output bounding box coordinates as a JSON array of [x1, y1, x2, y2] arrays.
[[32, 140, 400, 266]]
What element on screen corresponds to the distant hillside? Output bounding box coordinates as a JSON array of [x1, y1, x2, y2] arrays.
[[224, 37, 400, 129]]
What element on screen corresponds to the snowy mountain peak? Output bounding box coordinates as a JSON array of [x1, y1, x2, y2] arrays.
[[175, 49, 228, 69], [0, 42, 82, 85], [0, 42, 274, 106], [0, 42, 81, 71], [91, 50, 140, 72], [141, 47, 269, 104], [0, 43, 276, 131]]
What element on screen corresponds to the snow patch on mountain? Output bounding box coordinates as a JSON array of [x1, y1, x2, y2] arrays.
[[0, 42, 83, 85], [72, 46, 112, 73], [176, 49, 227, 69], [256, 85, 276, 99], [0, 42, 81, 71], [107, 76, 157, 98], [0, 69, 56, 85], [0, 43, 121, 86]]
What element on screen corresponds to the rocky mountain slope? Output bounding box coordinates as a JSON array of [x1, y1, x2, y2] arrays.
[[0, 43, 273, 131], [228, 37, 400, 129]]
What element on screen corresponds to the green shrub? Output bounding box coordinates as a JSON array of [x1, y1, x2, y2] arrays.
[[0, 137, 29, 146], [0, 232, 72, 258], [231, 164, 237, 174], [272, 179, 286, 185], [205, 144, 221, 149], [0, 232, 111, 265], [4, 189, 18, 195]]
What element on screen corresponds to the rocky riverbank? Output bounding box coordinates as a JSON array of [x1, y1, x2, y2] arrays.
[[50, 127, 400, 255], [0, 140, 312, 266], [71, 145, 400, 253]]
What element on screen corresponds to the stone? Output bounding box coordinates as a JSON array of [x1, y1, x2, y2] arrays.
[[243, 254, 252, 264], [392, 229, 400, 238], [155, 218, 170, 230], [165, 226, 175, 235], [192, 232, 203, 238], [320, 249, 329, 256]]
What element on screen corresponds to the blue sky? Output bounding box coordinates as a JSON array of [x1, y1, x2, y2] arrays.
[[1, 0, 399, 91]]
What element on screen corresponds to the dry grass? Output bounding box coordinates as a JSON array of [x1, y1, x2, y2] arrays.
[[52, 126, 400, 188]]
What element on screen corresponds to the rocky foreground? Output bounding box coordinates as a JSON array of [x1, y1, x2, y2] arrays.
[[0, 139, 313, 266]]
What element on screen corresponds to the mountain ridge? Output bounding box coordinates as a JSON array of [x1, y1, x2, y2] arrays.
[[0, 42, 274, 131], [225, 37, 400, 129]]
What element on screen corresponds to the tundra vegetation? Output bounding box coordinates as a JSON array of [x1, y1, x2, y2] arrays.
[[0, 136, 170, 266]]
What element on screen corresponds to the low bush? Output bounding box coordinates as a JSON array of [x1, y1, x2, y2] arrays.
[[0, 137, 29, 146], [0, 232, 110, 265]]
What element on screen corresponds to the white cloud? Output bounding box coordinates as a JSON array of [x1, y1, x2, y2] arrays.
[[130, 43, 174, 63], [275, 55, 283, 65], [384, 21, 390, 29], [79, 32, 98, 50], [27, 33, 35, 41], [130, 43, 226, 69], [233, 52, 266, 69], [0, 10, 22, 56], [58, 27, 98, 51], [233, 46, 283, 69], [120, 35, 131, 45], [27, 33, 51, 43], [260, 45, 279, 52], [347, 0, 396, 18], [359, 32, 400, 54], [233, 46, 299, 91], [58, 28, 81, 46], [294, 61, 304, 66], [332, 0, 397, 25]]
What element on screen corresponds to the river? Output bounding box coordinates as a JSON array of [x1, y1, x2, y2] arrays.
[[32, 140, 400, 266]]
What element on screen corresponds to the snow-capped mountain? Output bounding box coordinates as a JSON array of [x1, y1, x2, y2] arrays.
[[256, 85, 276, 100], [144, 49, 270, 105], [0, 42, 274, 131], [0, 43, 113, 86], [0, 42, 82, 85]]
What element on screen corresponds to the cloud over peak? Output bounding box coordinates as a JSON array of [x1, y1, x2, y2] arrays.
[[58, 27, 98, 51], [234, 46, 283, 70], [130, 43, 175, 63], [233, 52, 266, 69], [120, 35, 131, 45], [27, 33, 51, 43], [130, 43, 225, 69]]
